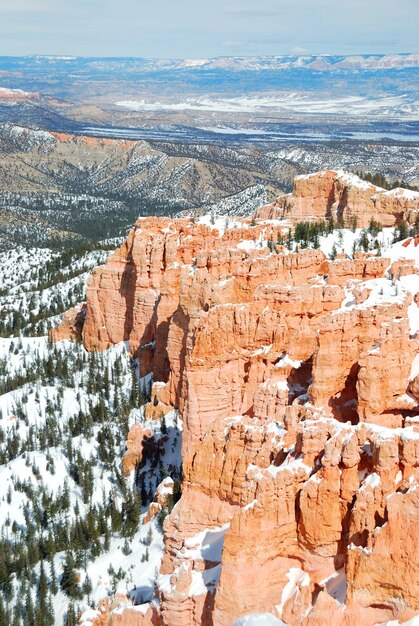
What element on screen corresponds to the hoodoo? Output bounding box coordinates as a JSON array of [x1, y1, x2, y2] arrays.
[[53, 171, 419, 626]]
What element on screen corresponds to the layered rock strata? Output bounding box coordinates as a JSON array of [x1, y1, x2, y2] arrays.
[[255, 169, 419, 228], [72, 204, 419, 625]]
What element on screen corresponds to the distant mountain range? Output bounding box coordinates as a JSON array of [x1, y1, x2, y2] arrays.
[[2, 53, 418, 72], [0, 53, 417, 115]]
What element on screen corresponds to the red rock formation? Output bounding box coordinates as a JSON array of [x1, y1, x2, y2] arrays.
[[80, 601, 160, 626], [49, 303, 86, 342], [255, 169, 419, 228], [69, 197, 418, 626], [121, 423, 153, 476]]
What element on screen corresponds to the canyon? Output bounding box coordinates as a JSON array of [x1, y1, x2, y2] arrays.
[[54, 170, 419, 626]]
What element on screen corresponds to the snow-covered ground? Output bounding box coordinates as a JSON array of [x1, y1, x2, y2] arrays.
[[0, 244, 182, 624], [0, 331, 182, 624], [0, 245, 109, 336], [116, 93, 417, 118], [234, 614, 286, 626]]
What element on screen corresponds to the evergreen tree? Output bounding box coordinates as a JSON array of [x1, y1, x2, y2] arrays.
[[60, 551, 79, 598], [65, 602, 77, 626], [393, 220, 409, 242], [25, 590, 35, 626], [359, 230, 370, 252], [82, 574, 93, 596], [49, 558, 58, 595], [37, 559, 48, 619]]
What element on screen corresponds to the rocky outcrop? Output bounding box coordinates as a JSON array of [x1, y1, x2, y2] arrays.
[[255, 169, 419, 228], [121, 423, 153, 476], [49, 303, 86, 343], [80, 601, 160, 626], [71, 205, 419, 625]]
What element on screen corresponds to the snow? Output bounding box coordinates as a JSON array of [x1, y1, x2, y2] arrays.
[[252, 344, 273, 356], [0, 235, 183, 626], [277, 567, 310, 613], [189, 565, 221, 596], [266, 454, 312, 478], [381, 618, 419, 626], [297, 169, 379, 191], [178, 58, 210, 68], [79, 609, 101, 625], [112, 603, 150, 615], [159, 560, 221, 598], [410, 354, 419, 380], [407, 300, 419, 335], [243, 499, 257, 511], [400, 428, 419, 442], [322, 229, 419, 329], [275, 353, 302, 369], [237, 239, 262, 251], [321, 569, 347, 604], [266, 422, 286, 439], [0, 87, 32, 97], [382, 187, 419, 201], [156, 476, 174, 497], [1, 207, 419, 623], [336, 169, 381, 191], [180, 524, 229, 562], [197, 214, 249, 236], [115, 93, 415, 119], [234, 614, 286, 626]]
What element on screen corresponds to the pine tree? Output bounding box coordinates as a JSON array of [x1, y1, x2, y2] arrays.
[[60, 551, 79, 598], [359, 230, 370, 252], [49, 558, 58, 595], [46, 595, 55, 626], [65, 602, 77, 626], [129, 365, 139, 408], [82, 574, 93, 596], [146, 526, 153, 546], [37, 560, 48, 613], [122, 538, 132, 555], [25, 590, 35, 626]]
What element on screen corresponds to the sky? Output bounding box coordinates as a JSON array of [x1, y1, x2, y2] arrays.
[[0, 0, 417, 58]]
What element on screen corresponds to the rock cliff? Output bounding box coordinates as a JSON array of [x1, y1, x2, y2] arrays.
[[255, 169, 419, 228], [71, 180, 418, 626]]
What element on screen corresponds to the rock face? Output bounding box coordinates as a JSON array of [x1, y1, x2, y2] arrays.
[[72, 189, 419, 625], [255, 169, 419, 228], [49, 303, 86, 343]]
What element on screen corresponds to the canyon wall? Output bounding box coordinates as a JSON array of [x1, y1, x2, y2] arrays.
[[68, 173, 419, 626], [255, 169, 419, 228]]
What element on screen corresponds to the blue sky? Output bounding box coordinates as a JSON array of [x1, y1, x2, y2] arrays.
[[0, 0, 417, 57]]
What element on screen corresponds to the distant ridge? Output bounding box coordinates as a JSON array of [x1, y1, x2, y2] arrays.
[[2, 52, 419, 72]]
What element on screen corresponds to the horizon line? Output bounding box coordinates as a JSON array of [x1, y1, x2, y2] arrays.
[[0, 52, 417, 61]]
